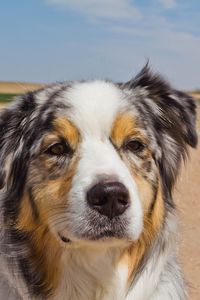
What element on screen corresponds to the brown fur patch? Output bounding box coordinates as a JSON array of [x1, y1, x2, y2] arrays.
[[53, 117, 79, 149], [133, 172, 156, 214], [111, 113, 147, 148], [120, 179, 164, 286], [16, 150, 79, 295], [16, 197, 62, 293]]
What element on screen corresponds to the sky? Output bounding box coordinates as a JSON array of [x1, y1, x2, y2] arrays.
[[0, 0, 200, 90]]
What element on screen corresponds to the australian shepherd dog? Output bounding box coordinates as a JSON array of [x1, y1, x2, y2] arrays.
[[0, 65, 197, 300]]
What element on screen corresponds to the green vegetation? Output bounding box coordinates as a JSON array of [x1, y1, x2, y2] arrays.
[[0, 93, 18, 103]]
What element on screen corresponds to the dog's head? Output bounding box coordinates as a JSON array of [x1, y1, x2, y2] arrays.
[[0, 66, 197, 249]]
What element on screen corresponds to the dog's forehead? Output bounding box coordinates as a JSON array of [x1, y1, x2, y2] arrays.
[[60, 81, 127, 137]]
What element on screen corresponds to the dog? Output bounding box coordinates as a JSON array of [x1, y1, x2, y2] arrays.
[[0, 65, 197, 300]]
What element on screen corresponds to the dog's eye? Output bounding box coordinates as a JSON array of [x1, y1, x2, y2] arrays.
[[124, 140, 145, 153], [45, 142, 72, 156]]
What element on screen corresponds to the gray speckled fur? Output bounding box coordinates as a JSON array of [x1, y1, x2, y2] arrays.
[[0, 66, 197, 299]]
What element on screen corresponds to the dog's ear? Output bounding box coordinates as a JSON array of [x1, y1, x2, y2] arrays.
[[0, 103, 22, 190], [122, 64, 198, 197], [0, 92, 36, 190], [0, 93, 41, 222], [0, 105, 17, 189]]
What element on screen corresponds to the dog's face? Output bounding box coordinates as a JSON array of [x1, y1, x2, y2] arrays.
[[1, 66, 197, 250]]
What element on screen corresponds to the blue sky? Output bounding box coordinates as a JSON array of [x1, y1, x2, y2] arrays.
[[0, 0, 199, 89]]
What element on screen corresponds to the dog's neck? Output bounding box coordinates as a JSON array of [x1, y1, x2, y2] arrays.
[[0, 236, 172, 300], [52, 244, 127, 300]]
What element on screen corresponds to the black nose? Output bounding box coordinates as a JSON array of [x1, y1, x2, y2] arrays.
[[87, 181, 130, 219]]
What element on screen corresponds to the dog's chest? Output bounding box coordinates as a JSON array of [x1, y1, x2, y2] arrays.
[[52, 250, 128, 300]]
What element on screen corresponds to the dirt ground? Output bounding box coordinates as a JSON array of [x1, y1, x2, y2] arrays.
[[176, 150, 200, 300], [175, 106, 200, 300], [0, 84, 199, 299]]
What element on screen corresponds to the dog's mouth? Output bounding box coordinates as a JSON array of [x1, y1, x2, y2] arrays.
[[58, 227, 124, 244], [57, 213, 131, 243], [58, 231, 116, 244], [85, 230, 121, 241], [82, 222, 129, 242]]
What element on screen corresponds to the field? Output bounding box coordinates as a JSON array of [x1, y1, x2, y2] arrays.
[[0, 81, 44, 103], [0, 81, 44, 94], [0, 82, 199, 299]]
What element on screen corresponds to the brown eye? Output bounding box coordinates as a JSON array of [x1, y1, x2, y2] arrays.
[[124, 140, 145, 153], [45, 142, 72, 156]]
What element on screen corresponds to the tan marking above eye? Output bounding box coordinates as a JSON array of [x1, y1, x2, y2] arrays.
[[53, 118, 79, 149], [111, 114, 147, 149], [41, 118, 79, 153]]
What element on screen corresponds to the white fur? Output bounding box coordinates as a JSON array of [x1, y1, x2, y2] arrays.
[[52, 247, 127, 300], [65, 81, 125, 138]]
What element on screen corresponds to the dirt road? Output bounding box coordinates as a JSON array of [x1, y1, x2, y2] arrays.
[[175, 108, 200, 300]]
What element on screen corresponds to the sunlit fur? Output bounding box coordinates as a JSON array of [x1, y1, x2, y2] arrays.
[[0, 65, 197, 300]]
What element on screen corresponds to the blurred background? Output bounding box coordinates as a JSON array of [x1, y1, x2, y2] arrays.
[[0, 1, 199, 299]]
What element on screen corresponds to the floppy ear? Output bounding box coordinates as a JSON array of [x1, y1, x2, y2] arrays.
[[0, 93, 38, 222], [0, 94, 33, 189], [0, 90, 58, 222], [123, 64, 198, 198]]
